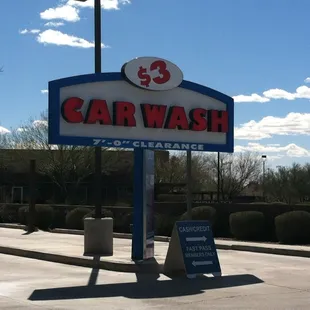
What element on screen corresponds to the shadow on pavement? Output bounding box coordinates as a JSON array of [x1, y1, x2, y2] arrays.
[[28, 273, 263, 301], [87, 256, 100, 286]]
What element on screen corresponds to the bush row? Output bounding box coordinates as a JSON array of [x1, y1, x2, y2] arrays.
[[0, 204, 310, 244]]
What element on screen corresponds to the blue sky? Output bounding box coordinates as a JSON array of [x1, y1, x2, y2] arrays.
[[0, 0, 309, 167]]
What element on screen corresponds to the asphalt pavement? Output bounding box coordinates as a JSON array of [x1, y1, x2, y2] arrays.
[[1, 248, 310, 309]]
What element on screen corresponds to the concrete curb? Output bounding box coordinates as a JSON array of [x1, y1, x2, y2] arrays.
[[1, 223, 310, 259], [0, 245, 163, 274], [229, 244, 310, 258], [0, 223, 27, 230], [52, 228, 172, 242]]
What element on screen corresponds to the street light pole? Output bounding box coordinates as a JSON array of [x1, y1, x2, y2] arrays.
[[76, 0, 102, 218], [262, 155, 267, 201]]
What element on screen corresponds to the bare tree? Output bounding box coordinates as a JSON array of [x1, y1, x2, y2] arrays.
[[155, 152, 213, 192], [265, 163, 310, 203], [11, 111, 120, 203], [206, 152, 262, 199]]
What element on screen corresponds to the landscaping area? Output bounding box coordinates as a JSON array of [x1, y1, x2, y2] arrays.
[[1, 202, 310, 246]]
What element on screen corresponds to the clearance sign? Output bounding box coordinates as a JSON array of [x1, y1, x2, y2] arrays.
[[48, 57, 234, 152]]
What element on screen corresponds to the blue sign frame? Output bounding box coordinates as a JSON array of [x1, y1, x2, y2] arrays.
[[49, 72, 234, 153]]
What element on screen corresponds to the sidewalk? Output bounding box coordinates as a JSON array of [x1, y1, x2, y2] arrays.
[[0, 227, 167, 273], [0, 226, 309, 274]]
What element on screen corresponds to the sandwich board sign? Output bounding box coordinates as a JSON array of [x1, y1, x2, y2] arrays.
[[48, 56, 234, 262], [164, 220, 221, 278]]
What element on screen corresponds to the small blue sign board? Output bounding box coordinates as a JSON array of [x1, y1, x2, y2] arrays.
[[132, 149, 155, 261], [164, 220, 221, 277]]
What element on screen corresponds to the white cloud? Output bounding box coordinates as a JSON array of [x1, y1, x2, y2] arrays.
[[19, 29, 41, 34], [41, 89, 48, 94], [37, 29, 107, 48], [235, 112, 310, 140], [235, 142, 310, 158], [16, 120, 47, 133], [40, 5, 80, 22], [295, 86, 310, 99], [67, 0, 130, 10], [263, 88, 296, 100], [266, 143, 281, 147], [44, 22, 64, 27], [0, 126, 10, 134], [40, 0, 130, 24], [33, 120, 48, 128], [263, 86, 310, 100], [234, 84, 310, 103], [233, 93, 270, 103]]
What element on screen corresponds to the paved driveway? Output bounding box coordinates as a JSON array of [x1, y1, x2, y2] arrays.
[[0, 250, 310, 309]]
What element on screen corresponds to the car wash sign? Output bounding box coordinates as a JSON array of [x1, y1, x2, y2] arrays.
[[48, 57, 234, 152]]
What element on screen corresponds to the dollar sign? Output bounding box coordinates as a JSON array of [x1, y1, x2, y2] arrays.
[[137, 66, 151, 87]]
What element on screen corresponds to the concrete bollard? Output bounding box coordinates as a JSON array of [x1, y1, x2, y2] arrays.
[[83, 217, 113, 256]]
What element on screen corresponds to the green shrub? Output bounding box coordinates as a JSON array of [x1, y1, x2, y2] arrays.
[[270, 202, 288, 205], [180, 206, 217, 226], [118, 212, 133, 233], [155, 214, 177, 236], [0, 204, 19, 223], [230, 211, 265, 241], [51, 208, 66, 229], [66, 207, 91, 230], [275, 211, 310, 244], [18, 206, 29, 225], [18, 205, 54, 230], [35, 205, 54, 230]]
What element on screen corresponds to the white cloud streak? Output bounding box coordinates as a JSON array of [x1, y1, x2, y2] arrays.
[[40, 5, 80, 22], [235, 142, 310, 158], [234, 83, 310, 103], [235, 112, 310, 140], [0, 126, 10, 134], [44, 22, 64, 27], [66, 0, 130, 10], [41, 90, 48, 94], [233, 94, 270, 103], [40, 0, 130, 24], [263, 86, 310, 100], [33, 120, 48, 128], [37, 29, 108, 48], [19, 29, 41, 34]]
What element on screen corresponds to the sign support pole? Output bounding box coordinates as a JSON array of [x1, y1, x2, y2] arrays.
[[94, 0, 102, 218], [28, 159, 36, 233], [217, 152, 220, 202], [186, 150, 192, 220]]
